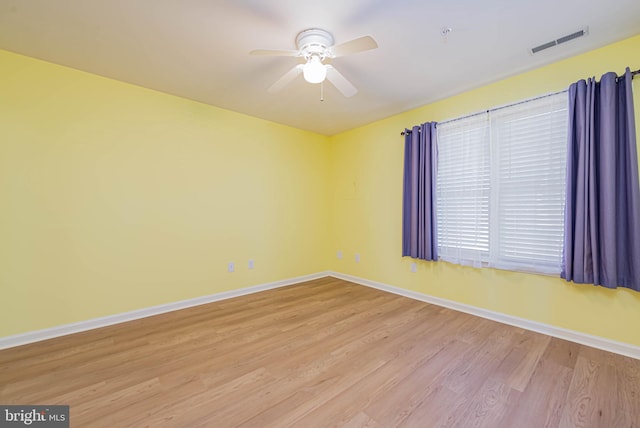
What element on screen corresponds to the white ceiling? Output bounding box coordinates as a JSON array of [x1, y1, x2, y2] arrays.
[[1, 0, 639, 135]]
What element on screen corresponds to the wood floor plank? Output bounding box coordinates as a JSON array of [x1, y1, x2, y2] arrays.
[[499, 354, 574, 427], [493, 331, 551, 391], [341, 411, 382, 428], [541, 336, 581, 369], [449, 378, 515, 428], [1, 277, 639, 428], [362, 339, 476, 427], [613, 353, 640, 419], [558, 354, 603, 428]]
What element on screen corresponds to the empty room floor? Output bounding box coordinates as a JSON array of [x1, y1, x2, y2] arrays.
[[1, 277, 638, 427]]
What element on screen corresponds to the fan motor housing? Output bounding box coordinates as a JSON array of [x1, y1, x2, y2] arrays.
[[296, 28, 334, 57]]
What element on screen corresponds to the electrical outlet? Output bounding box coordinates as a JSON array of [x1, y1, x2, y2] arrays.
[[248, 259, 254, 269], [228, 262, 235, 273], [355, 253, 361, 263], [337, 251, 343, 259], [411, 262, 417, 273]]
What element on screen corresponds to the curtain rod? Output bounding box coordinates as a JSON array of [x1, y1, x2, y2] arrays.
[[401, 89, 566, 136], [401, 68, 640, 136]]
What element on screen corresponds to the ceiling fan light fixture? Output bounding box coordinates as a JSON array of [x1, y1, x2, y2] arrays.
[[252, 28, 377, 97], [303, 55, 327, 84]]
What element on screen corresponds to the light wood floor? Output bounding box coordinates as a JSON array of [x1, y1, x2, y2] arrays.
[[1, 277, 638, 427]]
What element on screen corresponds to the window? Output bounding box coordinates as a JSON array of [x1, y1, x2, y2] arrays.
[[436, 92, 568, 274]]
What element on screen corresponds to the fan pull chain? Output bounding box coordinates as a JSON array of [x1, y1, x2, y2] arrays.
[[320, 81, 324, 102]]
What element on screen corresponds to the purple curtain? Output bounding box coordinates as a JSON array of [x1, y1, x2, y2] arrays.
[[562, 68, 640, 291], [402, 122, 438, 261]]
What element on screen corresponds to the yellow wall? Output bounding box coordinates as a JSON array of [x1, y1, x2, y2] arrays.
[[329, 34, 640, 346], [0, 50, 330, 337], [2, 34, 640, 346]]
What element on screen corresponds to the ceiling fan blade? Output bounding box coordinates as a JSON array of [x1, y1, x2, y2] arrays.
[[250, 49, 299, 56], [325, 65, 358, 98], [331, 36, 378, 57], [268, 65, 303, 93]]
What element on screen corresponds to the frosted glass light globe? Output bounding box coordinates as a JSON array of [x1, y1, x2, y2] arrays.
[[303, 56, 327, 84]]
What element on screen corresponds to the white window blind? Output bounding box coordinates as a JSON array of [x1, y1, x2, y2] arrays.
[[490, 94, 568, 274], [437, 114, 490, 267], [436, 92, 568, 274]]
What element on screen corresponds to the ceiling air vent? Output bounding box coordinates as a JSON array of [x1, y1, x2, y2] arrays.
[[531, 27, 588, 54]]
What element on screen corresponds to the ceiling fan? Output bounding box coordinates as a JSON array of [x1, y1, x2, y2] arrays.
[[250, 28, 378, 98]]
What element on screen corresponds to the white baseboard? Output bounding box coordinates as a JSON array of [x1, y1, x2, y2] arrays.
[[329, 271, 640, 360], [5, 270, 639, 360], [0, 271, 331, 350]]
